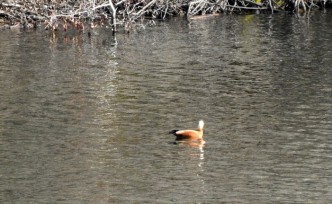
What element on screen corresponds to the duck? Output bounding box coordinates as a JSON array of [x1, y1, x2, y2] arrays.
[[169, 120, 205, 142]]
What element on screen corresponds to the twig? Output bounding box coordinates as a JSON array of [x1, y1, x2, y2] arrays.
[[135, 0, 157, 16]]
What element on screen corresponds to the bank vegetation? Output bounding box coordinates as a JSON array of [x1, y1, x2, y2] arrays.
[[0, 0, 331, 32]]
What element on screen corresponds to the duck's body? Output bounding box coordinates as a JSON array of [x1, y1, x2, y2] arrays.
[[169, 120, 204, 141]]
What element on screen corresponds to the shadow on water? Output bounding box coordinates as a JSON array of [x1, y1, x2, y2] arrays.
[[0, 11, 331, 203]]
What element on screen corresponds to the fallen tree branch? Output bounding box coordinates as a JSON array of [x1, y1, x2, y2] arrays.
[[226, 5, 268, 9]]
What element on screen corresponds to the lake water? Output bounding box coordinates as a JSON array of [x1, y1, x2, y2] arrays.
[[0, 11, 331, 203]]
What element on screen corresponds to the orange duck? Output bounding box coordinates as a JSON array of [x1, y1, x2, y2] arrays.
[[169, 120, 205, 142]]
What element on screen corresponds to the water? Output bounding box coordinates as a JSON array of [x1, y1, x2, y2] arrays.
[[1, 11, 331, 203]]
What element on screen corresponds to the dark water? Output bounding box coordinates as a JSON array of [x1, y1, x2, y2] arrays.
[[1, 11, 331, 203]]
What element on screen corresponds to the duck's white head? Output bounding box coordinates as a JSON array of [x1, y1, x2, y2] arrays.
[[198, 120, 204, 130]]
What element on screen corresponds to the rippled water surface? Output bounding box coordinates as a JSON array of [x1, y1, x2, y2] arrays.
[[1, 11, 331, 203]]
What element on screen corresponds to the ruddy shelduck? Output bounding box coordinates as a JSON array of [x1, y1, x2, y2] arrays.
[[169, 120, 205, 142]]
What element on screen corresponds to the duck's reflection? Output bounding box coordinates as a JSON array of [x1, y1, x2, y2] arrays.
[[174, 139, 205, 149], [173, 139, 206, 192], [196, 143, 206, 194]]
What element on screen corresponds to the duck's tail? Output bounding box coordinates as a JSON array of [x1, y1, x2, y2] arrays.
[[169, 130, 179, 136]]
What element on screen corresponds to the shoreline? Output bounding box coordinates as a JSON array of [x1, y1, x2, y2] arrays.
[[1, 0, 331, 33]]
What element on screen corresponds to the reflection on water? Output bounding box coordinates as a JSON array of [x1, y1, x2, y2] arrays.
[[0, 11, 332, 203]]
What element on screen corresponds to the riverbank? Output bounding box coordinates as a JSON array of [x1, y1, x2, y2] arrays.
[[0, 0, 331, 32]]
